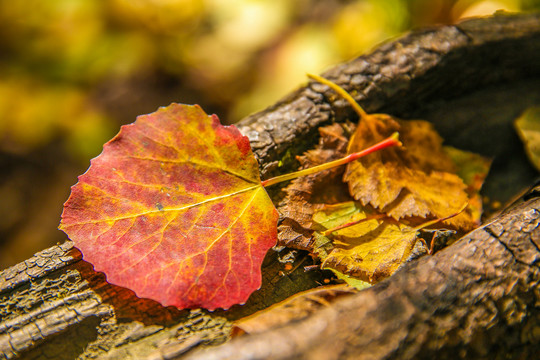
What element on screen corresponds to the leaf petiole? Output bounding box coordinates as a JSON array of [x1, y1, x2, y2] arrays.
[[307, 73, 369, 120], [261, 133, 401, 187], [307, 73, 379, 136]]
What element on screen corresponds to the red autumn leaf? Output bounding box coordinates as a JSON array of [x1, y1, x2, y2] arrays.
[[60, 103, 278, 310]]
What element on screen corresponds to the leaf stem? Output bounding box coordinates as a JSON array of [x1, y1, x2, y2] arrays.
[[261, 133, 401, 187], [307, 73, 369, 120], [307, 73, 378, 137], [411, 201, 469, 232]]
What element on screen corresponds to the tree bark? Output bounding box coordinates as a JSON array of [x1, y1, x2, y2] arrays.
[[1, 12, 540, 360], [186, 196, 540, 360]]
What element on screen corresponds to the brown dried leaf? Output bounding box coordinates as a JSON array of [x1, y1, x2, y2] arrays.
[[344, 114, 473, 230], [277, 123, 353, 250]]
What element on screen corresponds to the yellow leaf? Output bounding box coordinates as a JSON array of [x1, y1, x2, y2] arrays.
[[515, 106, 540, 172], [444, 146, 492, 225], [312, 201, 418, 284]]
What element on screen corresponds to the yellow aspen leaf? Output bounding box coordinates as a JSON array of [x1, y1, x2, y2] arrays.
[[312, 201, 419, 284]]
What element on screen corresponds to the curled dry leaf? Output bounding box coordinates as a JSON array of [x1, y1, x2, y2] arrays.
[[277, 123, 352, 250], [60, 104, 278, 310], [277, 75, 492, 286]]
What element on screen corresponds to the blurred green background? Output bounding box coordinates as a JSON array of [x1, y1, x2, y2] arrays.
[[1, 0, 539, 270]]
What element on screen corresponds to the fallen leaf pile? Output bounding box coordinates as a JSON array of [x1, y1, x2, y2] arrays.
[[278, 75, 491, 286], [59, 101, 399, 310], [59, 75, 490, 311]]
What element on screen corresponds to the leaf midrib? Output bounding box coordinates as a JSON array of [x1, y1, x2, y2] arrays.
[[65, 184, 263, 226]]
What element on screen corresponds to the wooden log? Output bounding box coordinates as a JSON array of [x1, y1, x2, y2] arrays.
[[1, 12, 539, 360], [186, 195, 540, 360]]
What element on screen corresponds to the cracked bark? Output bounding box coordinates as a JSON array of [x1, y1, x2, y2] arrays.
[[1, 12, 540, 360]]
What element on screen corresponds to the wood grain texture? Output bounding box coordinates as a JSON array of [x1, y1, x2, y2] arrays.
[[1, 12, 540, 360]]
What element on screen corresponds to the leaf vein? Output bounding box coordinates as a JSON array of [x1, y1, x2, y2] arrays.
[[71, 184, 262, 225]]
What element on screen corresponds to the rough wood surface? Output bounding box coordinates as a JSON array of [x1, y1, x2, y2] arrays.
[[186, 195, 540, 360], [1, 12, 540, 360]]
